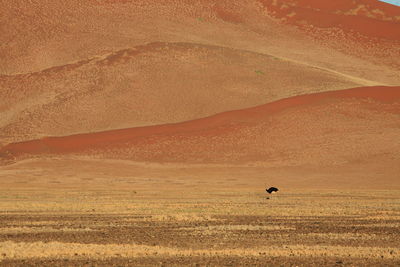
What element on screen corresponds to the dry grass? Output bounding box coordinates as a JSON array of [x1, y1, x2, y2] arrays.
[[0, 241, 399, 260], [0, 227, 94, 234], [0, 189, 399, 266]]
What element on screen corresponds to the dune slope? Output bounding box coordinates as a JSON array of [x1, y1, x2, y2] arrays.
[[259, 0, 400, 68], [2, 0, 398, 75], [1, 0, 399, 146], [260, 0, 400, 40], [1, 86, 399, 168], [0, 42, 362, 145]]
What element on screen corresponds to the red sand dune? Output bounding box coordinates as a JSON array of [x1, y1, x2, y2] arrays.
[[0, 42, 364, 145], [1, 86, 399, 166], [260, 0, 400, 41], [1, 1, 399, 180], [2, 0, 399, 148], [259, 0, 400, 70], [2, 0, 399, 75]]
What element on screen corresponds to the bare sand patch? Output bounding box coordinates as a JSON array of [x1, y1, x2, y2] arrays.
[[0, 241, 398, 261]]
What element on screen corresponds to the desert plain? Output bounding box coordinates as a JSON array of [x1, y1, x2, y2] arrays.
[[1, 0, 400, 266]]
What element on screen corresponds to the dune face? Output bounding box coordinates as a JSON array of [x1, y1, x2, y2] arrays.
[[0, 42, 361, 144], [259, 0, 400, 68], [260, 0, 400, 40], [1, 1, 400, 145], [2, 86, 399, 168], [1, 1, 400, 146], [2, 0, 398, 77], [0, 1, 399, 188]]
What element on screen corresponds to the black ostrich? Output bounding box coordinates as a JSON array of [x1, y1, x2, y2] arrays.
[[266, 187, 279, 194]]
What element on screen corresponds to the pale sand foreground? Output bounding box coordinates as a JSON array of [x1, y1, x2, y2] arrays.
[[1, 242, 398, 261], [0, 161, 399, 266]]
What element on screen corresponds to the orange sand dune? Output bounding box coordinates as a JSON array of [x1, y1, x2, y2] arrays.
[[260, 0, 400, 41], [258, 0, 400, 69], [2, 86, 399, 167], [1, 0, 398, 77], [2, 0, 399, 147], [0, 42, 362, 145]]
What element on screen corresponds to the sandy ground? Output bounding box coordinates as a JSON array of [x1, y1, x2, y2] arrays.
[[0, 180, 399, 266], [0, 158, 399, 266], [1, 158, 400, 191]]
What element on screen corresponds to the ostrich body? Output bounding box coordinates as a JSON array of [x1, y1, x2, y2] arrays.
[[266, 187, 278, 194]]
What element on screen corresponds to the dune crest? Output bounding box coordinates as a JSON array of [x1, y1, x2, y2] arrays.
[[259, 0, 400, 40], [1, 86, 399, 167], [2, 1, 399, 148], [0, 42, 365, 145], [259, 0, 400, 69]]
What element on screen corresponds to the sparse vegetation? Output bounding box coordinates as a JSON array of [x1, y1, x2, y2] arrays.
[[0, 189, 399, 266]]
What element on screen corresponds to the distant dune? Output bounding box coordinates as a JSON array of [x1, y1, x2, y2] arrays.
[[1, 86, 399, 168], [0, 42, 363, 144], [2, 0, 398, 74], [1, 1, 399, 189], [260, 0, 400, 40], [1, 1, 400, 145]]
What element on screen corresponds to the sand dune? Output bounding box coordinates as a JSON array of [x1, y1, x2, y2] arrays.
[[2, 0, 399, 146], [1, 0, 398, 77], [260, 0, 400, 68], [2, 86, 399, 168], [1, 1, 399, 190], [261, 0, 400, 41], [0, 42, 362, 144], [2, 0, 398, 75]]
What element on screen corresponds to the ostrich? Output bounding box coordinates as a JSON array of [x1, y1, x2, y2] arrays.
[[266, 187, 278, 194], [265, 187, 279, 199]]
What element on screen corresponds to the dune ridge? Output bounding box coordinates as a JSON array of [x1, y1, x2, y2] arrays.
[[260, 0, 400, 40], [1, 86, 399, 166], [2, 0, 398, 76], [2, 0, 399, 148], [1, 1, 400, 190], [259, 0, 400, 70], [1, 42, 366, 145], [0, 42, 383, 87]]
